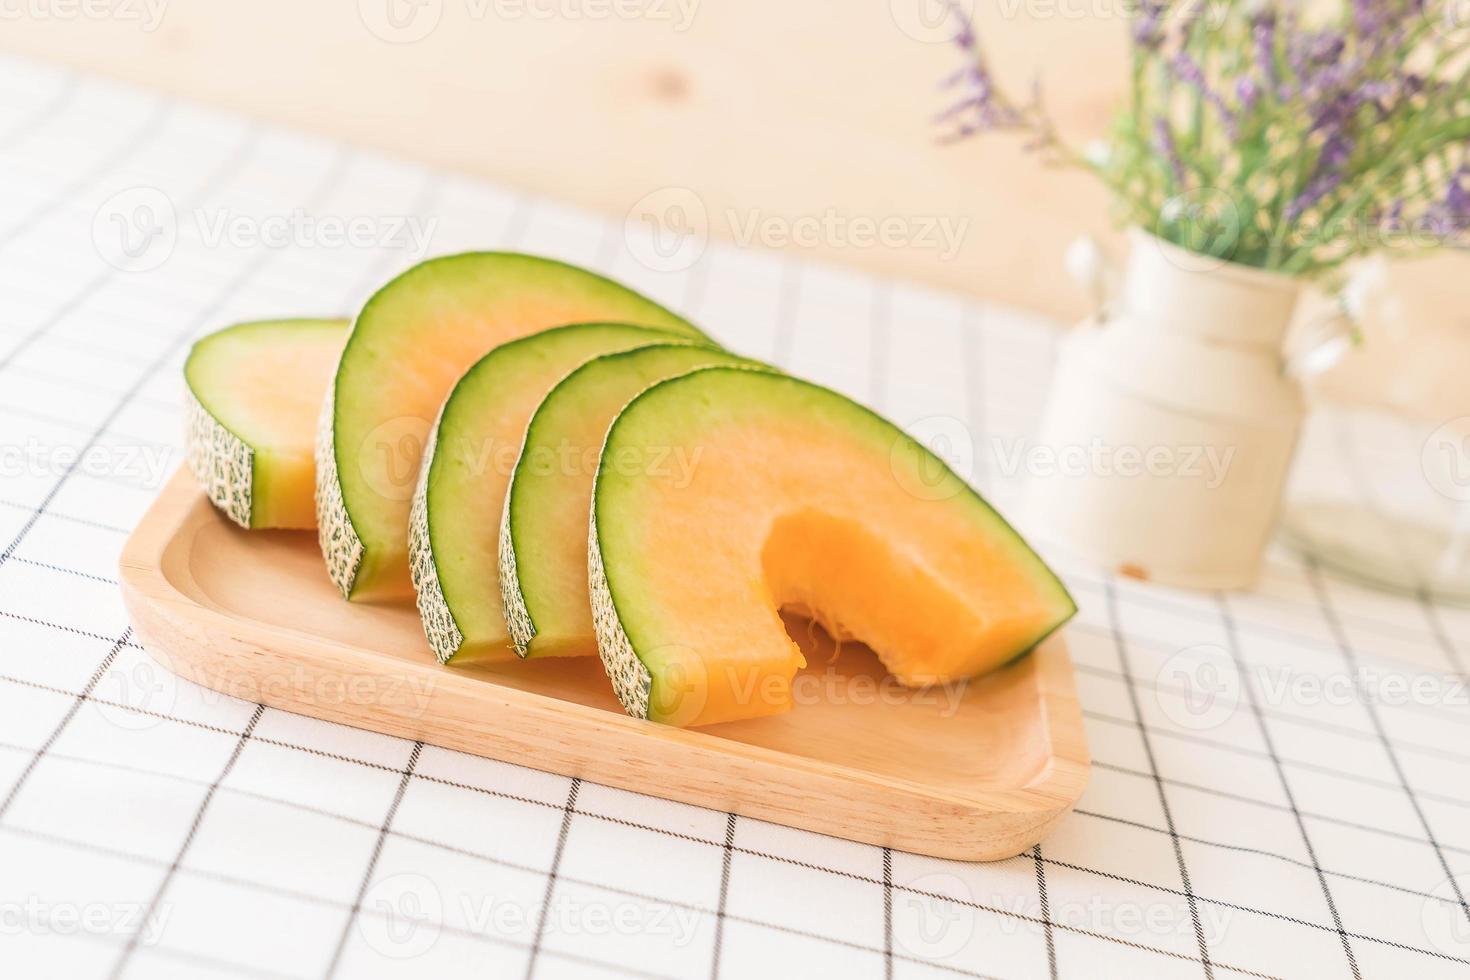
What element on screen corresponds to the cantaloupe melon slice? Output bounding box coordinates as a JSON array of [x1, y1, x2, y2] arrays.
[[185, 318, 348, 529], [589, 368, 1077, 727], [411, 323, 703, 662], [500, 344, 768, 659], [317, 252, 705, 601]]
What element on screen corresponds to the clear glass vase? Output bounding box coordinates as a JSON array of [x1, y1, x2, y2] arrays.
[[1280, 407, 1470, 604]]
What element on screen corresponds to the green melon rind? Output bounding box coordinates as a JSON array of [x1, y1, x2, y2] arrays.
[[499, 484, 537, 656], [585, 365, 772, 721], [499, 346, 772, 659], [314, 376, 364, 598], [409, 322, 702, 662], [407, 409, 465, 663], [587, 506, 652, 719], [184, 386, 253, 529], [317, 251, 709, 600], [186, 317, 347, 531], [587, 366, 1079, 723]]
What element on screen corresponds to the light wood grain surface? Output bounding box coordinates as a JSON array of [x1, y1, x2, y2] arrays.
[[0, 0, 1124, 319], [120, 470, 1091, 861], [4, 0, 1466, 417]]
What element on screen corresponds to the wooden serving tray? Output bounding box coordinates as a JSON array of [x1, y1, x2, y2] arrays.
[[120, 472, 1089, 861]]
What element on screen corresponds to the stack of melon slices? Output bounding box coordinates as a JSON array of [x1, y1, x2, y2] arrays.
[[184, 252, 1076, 728]]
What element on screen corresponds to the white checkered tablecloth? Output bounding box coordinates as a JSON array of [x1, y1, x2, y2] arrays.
[[1, 55, 1469, 980]]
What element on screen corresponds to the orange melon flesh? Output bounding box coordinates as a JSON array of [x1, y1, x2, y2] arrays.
[[184, 318, 348, 529], [500, 343, 765, 659], [411, 324, 699, 663], [590, 368, 1076, 727], [320, 253, 704, 601]]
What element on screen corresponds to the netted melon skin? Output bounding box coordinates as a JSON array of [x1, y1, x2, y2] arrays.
[[407, 418, 466, 663], [185, 388, 254, 529], [314, 378, 364, 599], [587, 509, 652, 720], [498, 489, 537, 657]]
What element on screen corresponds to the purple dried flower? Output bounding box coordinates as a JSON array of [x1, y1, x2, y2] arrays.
[[929, 0, 1468, 273], [1283, 29, 1347, 100], [1287, 133, 1354, 220], [1320, 133, 1353, 170], [1447, 168, 1470, 214], [935, 61, 1024, 134], [1353, 0, 1387, 35], [1359, 80, 1396, 102], [1154, 119, 1187, 187], [1133, 0, 1166, 49], [1171, 52, 1236, 132], [1307, 31, 1347, 66], [1422, 166, 1470, 241], [1253, 13, 1279, 94], [1352, 0, 1422, 46], [1235, 76, 1261, 112], [950, 9, 976, 52], [934, 3, 1027, 137], [1287, 175, 1338, 221]]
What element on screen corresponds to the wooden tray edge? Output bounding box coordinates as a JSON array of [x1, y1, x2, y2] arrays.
[[118, 472, 1090, 861]]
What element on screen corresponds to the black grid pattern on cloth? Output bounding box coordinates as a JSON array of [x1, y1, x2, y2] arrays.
[[0, 58, 1468, 980]]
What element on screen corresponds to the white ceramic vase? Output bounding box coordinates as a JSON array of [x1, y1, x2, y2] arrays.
[[1028, 229, 1311, 590]]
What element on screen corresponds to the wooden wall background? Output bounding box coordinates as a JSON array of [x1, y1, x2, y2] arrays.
[[2, 0, 1464, 417]]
